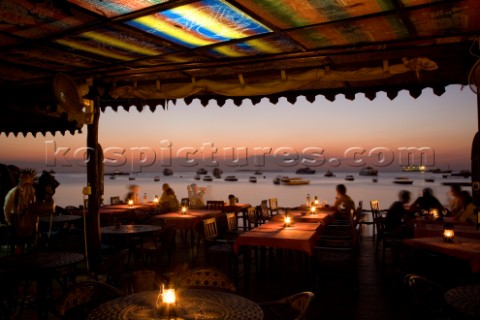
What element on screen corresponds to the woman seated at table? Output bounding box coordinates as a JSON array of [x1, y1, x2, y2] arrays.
[[455, 190, 476, 224], [333, 184, 355, 218], [158, 187, 180, 213]]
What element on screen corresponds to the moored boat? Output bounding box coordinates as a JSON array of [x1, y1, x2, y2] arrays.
[[324, 170, 335, 177], [196, 168, 208, 175], [224, 175, 238, 182], [154, 176, 160, 182], [163, 168, 173, 176], [280, 177, 310, 185], [194, 174, 201, 180], [273, 176, 281, 185], [296, 167, 316, 174], [345, 175, 355, 181], [203, 175, 213, 182], [128, 173, 136, 180], [393, 177, 414, 185], [249, 176, 257, 183], [359, 166, 378, 176]]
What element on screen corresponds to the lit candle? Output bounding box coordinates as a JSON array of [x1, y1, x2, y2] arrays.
[[285, 216, 291, 227], [153, 195, 159, 204], [443, 224, 454, 242], [314, 196, 319, 207], [431, 209, 439, 220], [128, 199, 134, 207], [163, 288, 176, 304], [181, 206, 187, 214], [310, 206, 316, 215]]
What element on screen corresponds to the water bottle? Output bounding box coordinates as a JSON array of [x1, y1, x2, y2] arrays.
[[306, 193, 311, 206]]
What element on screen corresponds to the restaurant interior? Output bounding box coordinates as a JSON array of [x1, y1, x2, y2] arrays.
[[1, 0, 480, 319]]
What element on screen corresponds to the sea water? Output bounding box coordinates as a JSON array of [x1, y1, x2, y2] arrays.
[[52, 171, 469, 211]]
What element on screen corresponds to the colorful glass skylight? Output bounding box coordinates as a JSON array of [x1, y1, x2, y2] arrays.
[[68, 0, 169, 18], [124, 0, 272, 48]]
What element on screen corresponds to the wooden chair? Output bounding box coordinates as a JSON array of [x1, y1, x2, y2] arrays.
[[201, 218, 241, 281], [206, 200, 225, 211], [403, 274, 446, 318], [56, 280, 125, 320], [258, 200, 271, 224], [110, 196, 121, 205], [246, 207, 259, 230], [259, 291, 315, 320], [175, 267, 236, 293], [268, 198, 281, 216]]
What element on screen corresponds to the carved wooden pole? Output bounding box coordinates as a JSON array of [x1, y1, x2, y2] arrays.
[[86, 97, 102, 269]]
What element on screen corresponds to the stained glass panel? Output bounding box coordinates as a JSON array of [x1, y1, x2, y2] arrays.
[[67, 0, 169, 18], [0, 0, 95, 39], [409, 1, 480, 36], [288, 15, 409, 49], [206, 35, 302, 58], [55, 27, 173, 62], [234, 0, 395, 29], [125, 0, 271, 48]]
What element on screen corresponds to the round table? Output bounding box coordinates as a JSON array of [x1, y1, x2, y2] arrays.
[[1, 251, 84, 320], [444, 284, 480, 319], [88, 288, 263, 320], [101, 224, 162, 235]]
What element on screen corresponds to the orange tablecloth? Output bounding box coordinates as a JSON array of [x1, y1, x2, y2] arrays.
[[403, 237, 480, 273], [233, 222, 320, 255], [414, 224, 480, 239], [223, 203, 251, 213], [271, 210, 334, 224], [157, 209, 222, 230]]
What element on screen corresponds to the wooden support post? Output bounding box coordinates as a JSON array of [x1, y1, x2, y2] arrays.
[[86, 98, 102, 269]]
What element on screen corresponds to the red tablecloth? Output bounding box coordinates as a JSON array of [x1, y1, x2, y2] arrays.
[[158, 209, 222, 230], [234, 222, 320, 255], [270, 210, 334, 224], [403, 237, 480, 273], [414, 224, 480, 239], [223, 203, 251, 213]]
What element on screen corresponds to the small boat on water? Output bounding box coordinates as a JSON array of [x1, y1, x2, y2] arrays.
[[128, 173, 136, 181], [296, 167, 316, 174], [154, 176, 161, 182], [425, 177, 435, 183], [324, 170, 335, 177], [203, 175, 213, 182], [213, 168, 223, 178], [196, 168, 208, 175], [359, 166, 378, 176], [273, 176, 281, 185], [280, 177, 310, 185], [249, 176, 257, 183], [163, 168, 173, 176], [194, 174, 201, 180], [224, 175, 238, 182], [393, 177, 414, 185], [345, 175, 355, 181], [109, 175, 116, 180], [254, 170, 263, 175], [372, 178, 378, 183]]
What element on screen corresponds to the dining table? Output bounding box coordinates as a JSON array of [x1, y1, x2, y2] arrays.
[[413, 223, 480, 239], [403, 236, 480, 273], [100, 224, 163, 251], [0, 251, 84, 320], [270, 210, 335, 224], [87, 288, 263, 320], [233, 221, 321, 256], [150, 209, 222, 248], [444, 284, 480, 319], [223, 203, 252, 231]]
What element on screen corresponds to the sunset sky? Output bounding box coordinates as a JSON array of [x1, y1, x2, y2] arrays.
[[0, 84, 477, 173]]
